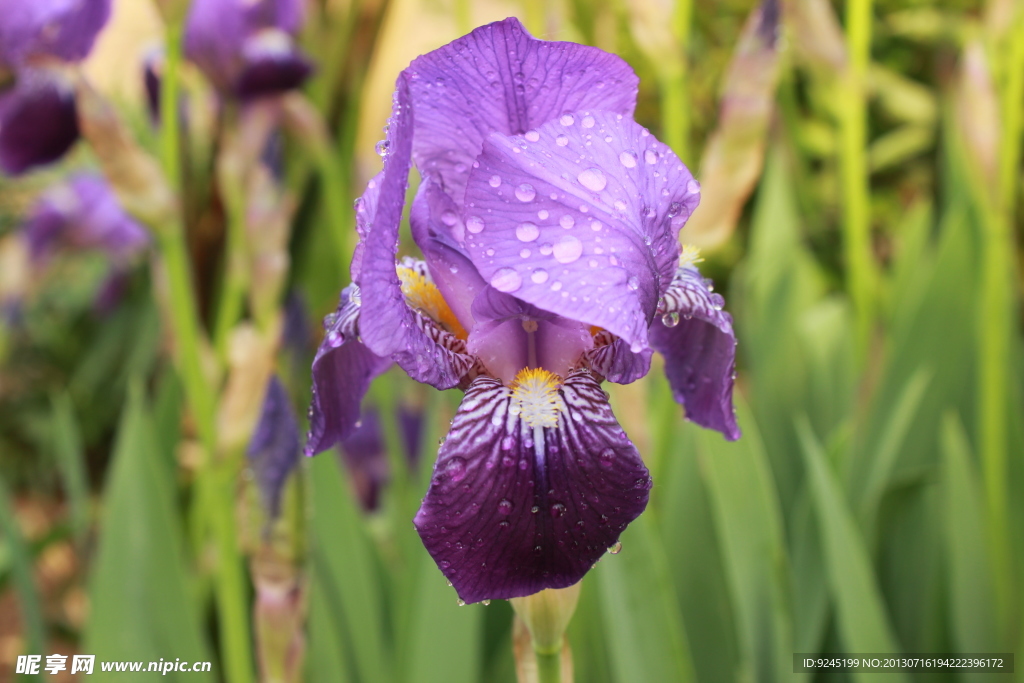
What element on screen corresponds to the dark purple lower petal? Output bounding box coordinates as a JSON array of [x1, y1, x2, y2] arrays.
[[306, 286, 392, 455], [248, 375, 301, 518], [649, 266, 740, 440], [414, 370, 651, 604], [236, 30, 313, 99], [0, 71, 79, 175]]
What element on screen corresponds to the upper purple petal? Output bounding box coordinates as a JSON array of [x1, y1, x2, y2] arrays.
[[414, 370, 650, 603], [23, 174, 149, 262], [462, 110, 700, 352], [405, 17, 638, 200], [0, 0, 111, 65], [185, 0, 247, 91], [305, 286, 392, 455], [248, 374, 301, 518], [350, 171, 382, 283], [0, 70, 78, 175], [649, 265, 740, 440], [355, 76, 474, 390]]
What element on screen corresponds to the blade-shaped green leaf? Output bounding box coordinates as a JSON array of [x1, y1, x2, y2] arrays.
[[83, 381, 213, 682], [796, 417, 908, 683], [48, 391, 89, 543], [0, 473, 45, 682], [596, 513, 695, 683], [698, 398, 794, 683]]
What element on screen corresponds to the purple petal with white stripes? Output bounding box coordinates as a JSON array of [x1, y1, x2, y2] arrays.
[[0, 71, 78, 175], [649, 266, 740, 440], [463, 110, 700, 352], [581, 330, 652, 384], [405, 17, 638, 200], [414, 370, 650, 603], [248, 375, 301, 518], [305, 286, 391, 456]]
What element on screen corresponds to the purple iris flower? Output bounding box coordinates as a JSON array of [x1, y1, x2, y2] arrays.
[[23, 173, 149, 265], [305, 18, 739, 604], [184, 0, 313, 100], [338, 405, 424, 512], [0, 0, 111, 174], [248, 374, 301, 520]]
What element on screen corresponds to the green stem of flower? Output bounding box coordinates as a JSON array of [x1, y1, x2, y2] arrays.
[[213, 140, 250, 357], [661, 0, 692, 164], [839, 0, 877, 360], [535, 648, 562, 683], [157, 18, 254, 683]]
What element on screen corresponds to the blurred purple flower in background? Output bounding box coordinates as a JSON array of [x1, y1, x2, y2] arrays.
[[184, 0, 312, 100], [248, 375, 301, 520], [22, 173, 149, 265], [306, 18, 739, 604], [338, 405, 423, 512], [0, 0, 111, 174]]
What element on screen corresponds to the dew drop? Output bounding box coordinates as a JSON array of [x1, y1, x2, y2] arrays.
[[627, 275, 639, 290], [524, 130, 540, 142], [551, 280, 562, 291], [516, 222, 539, 242], [466, 216, 485, 233], [445, 457, 467, 482], [581, 115, 595, 128], [644, 149, 658, 165], [488, 175, 502, 188], [482, 599, 492, 606], [577, 168, 607, 192], [559, 214, 575, 229], [531, 268, 549, 284], [550, 503, 566, 517], [553, 235, 583, 264], [457, 599, 466, 607], [498, 498, 514, 515], [686, 179, 700, 195], [599, 448, 615, 468], [662, 311, 680, 328], [560, 114, 574, 126], [537, 209, 549, 220], [608, 541, 623, 555], [531, 505, 540, 514], [515, 184, 536, 202], [491, 267, 523, 292], [375, 139, 389, 157], [441, 211, 458, 226], [590, 220, 602, 231], [539, 243, 553, 255], [555, 134, 569, 146], [520, 248, 531, 258]]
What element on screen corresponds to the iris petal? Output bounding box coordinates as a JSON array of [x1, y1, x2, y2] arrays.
[[0, 71, 79, 175], [581, 331, 653, 384], [357, 77, 475, 389], [463, 111, 700, 351], [649, 266, 740, 440], [405, 17, 639, 200], [235, 31, 313, 100], [414, 370, 650, 604], [248, 375, 301, 518], [305, 286, 392, 455], [0, 0, 111, 65]]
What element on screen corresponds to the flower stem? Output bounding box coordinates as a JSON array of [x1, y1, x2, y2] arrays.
[[661, 0, 692, 164], [839, 0, 877, 359], [535, 649, 562, 683]]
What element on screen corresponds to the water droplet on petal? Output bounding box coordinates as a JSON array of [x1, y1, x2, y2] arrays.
[[553, 235, 583, 264], [539, 242, 553, 255], [445, 457, 467, 482], [531, 268, 549, 284], [560, 114, 574, 126], [524, 130, 540, 142], [515, 184, 536, 202], [482, 599, 492, 606], [441, 211, 457, 226], [590, 220, 602, 231], [582, 115, 596, 128], [537, 209, 549, 220], [498, 498, 514, 515], [375, 140, 389, 157], [466, 216, 485, 233], [555, 134, 569, 146], [516, 222, 539, 242], [627, 275, 639, 290], [686, 179, 700, 195], [520, 248, 531, 258], [608, 541, 622, 555], [599, 448, 615, 468], [644, 149, 658, 165], [531, 505, 539, 514], [559, 214, 575, 229], [577, 168, 607, 192], [457, 599, 466, 606], [491, 267, 523, 292], [662, 311, 680, 328], [619, 151, 638, 168], [488, 175, 502, 188], [550, 503, 566, 517]]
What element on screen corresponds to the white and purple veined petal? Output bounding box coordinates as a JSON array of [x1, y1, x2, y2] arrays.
[[414, 370, 650, 604], [0, 0, 111, 66], [248, 374, 301, 519], [649, 265, 740, 440], [463, 110, 701, 353], [0, 69, 79, 175], [305, 286, 392, 456], [404, 17, 639, 202]]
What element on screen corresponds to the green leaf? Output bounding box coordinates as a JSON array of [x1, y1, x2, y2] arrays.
[[48, 391, 90, 543], [596, 513, 695, 683], [401, 549, 483, 683], [0, 473, 45, 682], [306, 573, 353, 683], [939, 414, 999, 655], [697, 399, 794, 683], [83, 381, 213, 682], [796, 417, 908, 683], [308, 453, 391, 683]]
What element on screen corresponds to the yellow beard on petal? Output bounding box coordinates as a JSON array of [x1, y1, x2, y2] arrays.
[[679, 244, 704, 268], [397, 267, 468, 340], [509, 367, 562, 429]]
